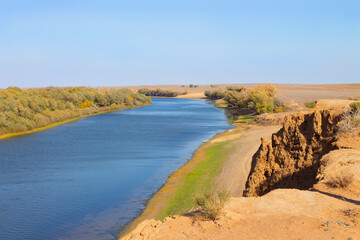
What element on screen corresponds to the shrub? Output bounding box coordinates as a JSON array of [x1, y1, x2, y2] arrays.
[[194, 190, 230, 220], [79, 100, 94, 108], [226, 86, 246, 92], [246, 84, 277, 114], [223, 91, 247, 108], [221, 84, 284, 114], [326, 174, 353, 188], [338, 111, 360, 135], [305, 101, 317, 109], [274, 106, 287, 113], [204, 90, 226, 100], [253, 101, 274, 114], [138, 88, 180, 97], [350, 102, 360, 113], [189, 84, 194, 88], [258, 84, 276, 97]]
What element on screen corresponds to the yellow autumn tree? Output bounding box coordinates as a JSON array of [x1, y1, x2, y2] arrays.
[[79, 100, 94, 108]]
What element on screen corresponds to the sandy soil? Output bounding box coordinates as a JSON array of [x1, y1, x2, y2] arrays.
[[314, 99, 356, 110], [215, 125, 281, 196], [174, 92, 205, 99], [121, 188, 360, 240]]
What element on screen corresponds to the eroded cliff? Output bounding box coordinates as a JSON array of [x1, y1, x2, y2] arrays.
[[243, 110, 343, 197]]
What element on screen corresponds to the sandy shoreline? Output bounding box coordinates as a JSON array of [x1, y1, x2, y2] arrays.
[[118, 126, 233, 236], [119, 121, 281, 238]]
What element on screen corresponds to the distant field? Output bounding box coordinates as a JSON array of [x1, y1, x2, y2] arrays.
[[113, 83, 360, 103]]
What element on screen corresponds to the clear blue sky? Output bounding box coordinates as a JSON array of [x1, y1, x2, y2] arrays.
[[0, 0, 359, 88]]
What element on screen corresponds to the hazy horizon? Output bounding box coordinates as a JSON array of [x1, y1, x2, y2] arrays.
[[1, 0, 359, 88]]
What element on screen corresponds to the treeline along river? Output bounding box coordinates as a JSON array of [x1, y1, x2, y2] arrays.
[[0, 98, 232, 240]]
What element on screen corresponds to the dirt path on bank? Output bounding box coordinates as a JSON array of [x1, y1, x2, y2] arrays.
[[215, 125, 281, 196]]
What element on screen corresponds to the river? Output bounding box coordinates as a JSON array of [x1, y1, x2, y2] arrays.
[[0, 98, 232, 240]]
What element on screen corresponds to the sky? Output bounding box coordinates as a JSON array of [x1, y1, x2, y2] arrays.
[[0, 0, 359, 88]]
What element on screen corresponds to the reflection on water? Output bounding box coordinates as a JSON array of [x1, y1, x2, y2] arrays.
[[0, 98, 232, 240]]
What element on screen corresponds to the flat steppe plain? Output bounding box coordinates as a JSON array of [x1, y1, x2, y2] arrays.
[[115, 83, 360, 102]]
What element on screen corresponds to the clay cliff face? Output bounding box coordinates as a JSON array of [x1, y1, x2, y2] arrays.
[[243, 110, 342, 197]]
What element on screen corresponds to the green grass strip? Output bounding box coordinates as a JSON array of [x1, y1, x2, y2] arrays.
[[157, 141, 232, 219]]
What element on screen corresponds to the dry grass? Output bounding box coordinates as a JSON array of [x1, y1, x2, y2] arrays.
[[343, 208, 360, 227], [343, 208, 360, 218], [326, 173, 353, 188], [194, 190, 230, 220], [338, 111, 360, 136]]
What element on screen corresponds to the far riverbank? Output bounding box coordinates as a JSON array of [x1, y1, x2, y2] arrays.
[[0, 103, 150, 140]]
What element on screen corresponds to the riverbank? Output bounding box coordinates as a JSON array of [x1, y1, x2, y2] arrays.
[[0, 103, 150, 140], [120, 101, 360, 240], [119, 121, 280, 238]]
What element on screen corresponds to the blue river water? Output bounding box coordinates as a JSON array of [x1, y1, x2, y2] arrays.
[[0, 98, 232, 240]]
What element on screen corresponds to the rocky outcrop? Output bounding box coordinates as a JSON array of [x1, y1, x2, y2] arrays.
[[243, 110, 343, 197]]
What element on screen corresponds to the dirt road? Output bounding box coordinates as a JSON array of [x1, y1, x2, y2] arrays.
[[214, 125, 281, 196]]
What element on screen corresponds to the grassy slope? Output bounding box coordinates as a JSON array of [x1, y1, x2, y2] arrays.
[[158, 141, 233, 219], [119, 129, 238, 238]]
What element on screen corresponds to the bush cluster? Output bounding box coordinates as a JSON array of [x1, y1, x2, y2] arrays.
[[0, 87, 151, 135], [204, 84, 284, 114], [304, 101, 317, 109], [338, 110, 360, 136], [350, 102, 360, 113], [204, 89, 226, 100], [214, 84, 285, 114], [138, 88, 180, 97], [226, 86, 246, 92]]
